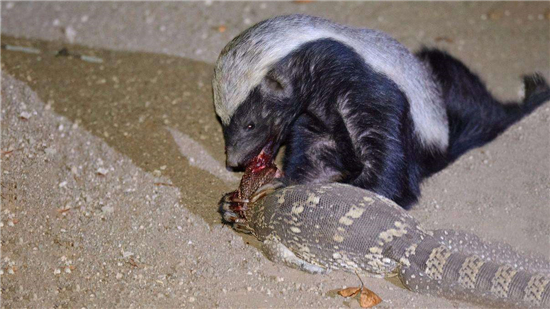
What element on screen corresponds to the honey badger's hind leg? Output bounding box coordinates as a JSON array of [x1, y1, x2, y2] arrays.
[[417, 48, 550, 175]]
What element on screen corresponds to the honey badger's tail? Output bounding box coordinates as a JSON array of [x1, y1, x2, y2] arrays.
[[516, 73, 550, 116], [417, 48, 550, 163]]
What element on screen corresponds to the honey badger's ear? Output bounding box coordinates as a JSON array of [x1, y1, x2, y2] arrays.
[[261, 69, 292, 98]]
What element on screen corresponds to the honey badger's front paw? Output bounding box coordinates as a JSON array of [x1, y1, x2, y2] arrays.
[[219, 190, 245, 223], [222, 208, 241, 224], [219, 192, 255, 234]]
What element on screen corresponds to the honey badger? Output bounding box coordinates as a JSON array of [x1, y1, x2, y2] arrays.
[[213, 14, 550, 208]]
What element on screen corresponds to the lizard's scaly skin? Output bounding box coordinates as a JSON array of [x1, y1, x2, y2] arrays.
[[242, 183, 549, 308]]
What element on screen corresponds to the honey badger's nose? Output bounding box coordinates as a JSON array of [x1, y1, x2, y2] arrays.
[[225, 147, 242, 169], [226, 157, 240, 169]]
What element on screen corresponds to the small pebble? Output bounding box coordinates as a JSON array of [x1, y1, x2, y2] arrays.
[[101, 205, 114, 213], [19, 111, 32, 120], [45, 147, 57, 155], [64, 26, 77, 43]]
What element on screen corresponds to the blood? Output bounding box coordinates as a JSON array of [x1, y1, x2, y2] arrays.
[[247, 150, 274, 174]]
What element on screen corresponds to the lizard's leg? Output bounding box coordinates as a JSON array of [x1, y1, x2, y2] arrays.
[[262, 235, 329, 274]]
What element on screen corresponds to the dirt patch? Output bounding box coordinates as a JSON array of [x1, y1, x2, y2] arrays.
[[2, 35, 235, 225]]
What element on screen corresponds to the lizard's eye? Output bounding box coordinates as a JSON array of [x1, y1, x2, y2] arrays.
[[245, 123, 255, 131]]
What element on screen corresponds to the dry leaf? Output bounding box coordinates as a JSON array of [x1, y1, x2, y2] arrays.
[[359, 287, 382, 308], [338, 286, 361, 297], [218, 25, 227, 33]]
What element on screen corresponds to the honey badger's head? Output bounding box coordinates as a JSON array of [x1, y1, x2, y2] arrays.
[[217, 67, 298, 169], [213, 14, 451, 170], [212, 15, 319, 169]]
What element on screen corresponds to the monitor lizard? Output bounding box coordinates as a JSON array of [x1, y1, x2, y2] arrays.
[[221, 167, 549, 308]]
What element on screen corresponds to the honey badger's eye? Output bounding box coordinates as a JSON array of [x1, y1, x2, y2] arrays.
[[245, 123, 255, 131]]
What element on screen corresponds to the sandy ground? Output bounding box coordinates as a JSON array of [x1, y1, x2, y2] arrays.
[[1, 2, 549, 309]]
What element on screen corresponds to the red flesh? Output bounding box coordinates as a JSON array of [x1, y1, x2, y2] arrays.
[[225, 150, 279, 221], [247, 150, 274, 174]]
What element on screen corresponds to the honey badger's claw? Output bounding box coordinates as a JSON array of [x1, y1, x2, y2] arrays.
[[257, 179, 285, 193], [230, 198, 250, 203], [251, 180, 286, 203], [220, 190, 246, 223], [223, 209, 240, 223], [221, 190, 238, 203], [274, 169, 284, 179]]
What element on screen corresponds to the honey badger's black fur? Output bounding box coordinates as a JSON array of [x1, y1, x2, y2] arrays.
[[215, 16, 549, 209], [418, 49, 550, 175]]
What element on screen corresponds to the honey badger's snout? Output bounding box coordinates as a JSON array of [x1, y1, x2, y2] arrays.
[[226, 139, 277, 170], [225, 145, 261, 170], [225, 146, 244, 169]]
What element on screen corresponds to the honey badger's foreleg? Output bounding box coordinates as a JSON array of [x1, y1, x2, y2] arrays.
[[335, 78, 421, 208]]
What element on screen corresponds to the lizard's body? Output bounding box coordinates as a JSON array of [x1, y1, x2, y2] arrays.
[[234, 183, 549, 308]]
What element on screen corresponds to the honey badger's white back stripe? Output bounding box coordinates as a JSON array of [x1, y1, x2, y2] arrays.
[[213, 14, 449, 149]]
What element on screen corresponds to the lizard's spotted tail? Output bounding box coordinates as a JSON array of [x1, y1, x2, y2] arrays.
[[401, 235, 550, 308]]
